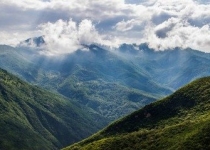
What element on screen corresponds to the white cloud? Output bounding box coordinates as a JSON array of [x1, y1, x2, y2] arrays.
[[1, 0, 210, 52], [0, 31, 40, 46], [145, 19, 210, 52], [39, 19, 119, 55], [112, 0, 210, 52], [0, 0, 46, 10], [115, 19, 137, 31], [142, 0, 210, 51]]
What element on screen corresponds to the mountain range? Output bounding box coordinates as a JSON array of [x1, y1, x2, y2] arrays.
[[1, 40, 210, 122], [0, 37, 210, 149]]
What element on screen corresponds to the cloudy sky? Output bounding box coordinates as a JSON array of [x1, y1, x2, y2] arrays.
[[1, 0, 210, 53]]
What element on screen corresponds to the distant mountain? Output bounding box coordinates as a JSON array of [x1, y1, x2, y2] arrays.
[[118, 44, 210, 90], [19, 36, 45, 47], [0, 69, 106, 150], [65, 76, 210, 150], [1, 39, 210, 149]]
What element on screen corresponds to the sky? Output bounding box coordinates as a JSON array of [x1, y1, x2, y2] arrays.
[[1, 0, 210, 54]]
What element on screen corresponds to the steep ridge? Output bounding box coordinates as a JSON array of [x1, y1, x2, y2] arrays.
[[65, 76, 210, 150], [0, 69, 105, 150]]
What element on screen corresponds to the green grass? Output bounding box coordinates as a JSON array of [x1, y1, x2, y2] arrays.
[[64, 77, 210, 150]]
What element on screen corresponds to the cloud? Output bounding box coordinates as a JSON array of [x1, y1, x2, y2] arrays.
[[113, 0, 210, 52], [142, 0, 210, 51], [145, 19, 210, 52], [0, 30, 41, 46], [1, 0, 210, 52], [115, 19, 137, 32], [39, 19, 119, 55], [154, 18, 179, 38]]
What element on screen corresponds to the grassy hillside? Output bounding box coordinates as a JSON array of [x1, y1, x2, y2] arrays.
[[0, 69, 106, 150], [64, 76, 210, 150]]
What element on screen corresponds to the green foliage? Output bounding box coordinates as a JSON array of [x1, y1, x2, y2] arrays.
[[58, 76, 156, 121], [64, 77, 210, 150], [0, 69, 105, 150]]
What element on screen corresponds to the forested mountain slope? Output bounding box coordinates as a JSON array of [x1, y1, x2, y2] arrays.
[[0, 69, 105, 150], [65, 76, 210, 150]]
